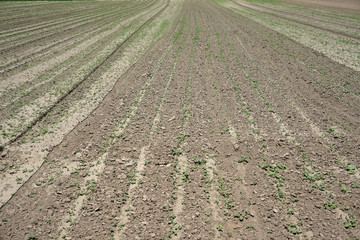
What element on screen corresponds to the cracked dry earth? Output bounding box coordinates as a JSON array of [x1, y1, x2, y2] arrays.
[[0, 0, 360, 239]]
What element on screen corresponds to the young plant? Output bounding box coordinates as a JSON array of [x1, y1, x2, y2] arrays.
[[237, 156, 250, 164]]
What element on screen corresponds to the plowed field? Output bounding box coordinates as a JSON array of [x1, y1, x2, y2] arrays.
[[0, 0, 359, 239]]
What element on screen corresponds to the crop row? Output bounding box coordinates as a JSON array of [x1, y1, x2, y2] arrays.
[[0, 0, 168, 148]]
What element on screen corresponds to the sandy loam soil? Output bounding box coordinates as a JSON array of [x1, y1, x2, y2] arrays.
[[227, 0, 360, 71], [0, 0, 359, 239], [286, 0, 360, 12]]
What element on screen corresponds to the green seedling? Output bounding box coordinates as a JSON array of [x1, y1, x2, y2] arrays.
[[341, 184, 351, 193], [324, 201, 337, 209], [193, 157, 206, 165], [237, 156, 250, 164], [344, 217, 357, 228]]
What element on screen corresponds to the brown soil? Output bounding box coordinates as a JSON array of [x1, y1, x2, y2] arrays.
[[238, 0, 360, 31], [231, 0, 360, 41], [285, 0, 360, 13], [226, 0, 360, 71], [0, 0, 359, 239]]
